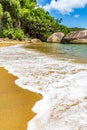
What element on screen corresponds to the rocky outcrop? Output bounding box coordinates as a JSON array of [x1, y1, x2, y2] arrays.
[[31, 38, 42, 44], [47, 32, 64, 43], [62, 30, 87, 44]]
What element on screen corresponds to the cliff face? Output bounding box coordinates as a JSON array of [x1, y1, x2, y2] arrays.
[[62, 30, 87, 44]]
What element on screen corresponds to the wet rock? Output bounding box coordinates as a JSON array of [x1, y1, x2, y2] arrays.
[[31, 38, 42, 44]]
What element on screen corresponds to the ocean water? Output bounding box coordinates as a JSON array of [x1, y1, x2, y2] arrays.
[[0, 43, 87, 130], [25, 43, 87, 63]]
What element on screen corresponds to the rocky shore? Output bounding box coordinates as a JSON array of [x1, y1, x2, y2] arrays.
[[1, 30, 87, 46], [47, 30, 87, 44], [62, 30, 87, 44], [0, 38, 42, 48]]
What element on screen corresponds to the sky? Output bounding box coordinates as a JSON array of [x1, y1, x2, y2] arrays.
[[37, 0, 87, 28]]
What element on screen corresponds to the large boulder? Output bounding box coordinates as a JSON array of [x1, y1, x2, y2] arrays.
[[31, 38, 42, 44], [47, 32, 64, 43], [62, 30, 87, 44]]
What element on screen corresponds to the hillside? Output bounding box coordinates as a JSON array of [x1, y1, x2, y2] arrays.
[[0, 0, 71, 41]]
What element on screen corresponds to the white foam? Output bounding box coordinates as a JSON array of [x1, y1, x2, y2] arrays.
[[0, 44, 87, 130]]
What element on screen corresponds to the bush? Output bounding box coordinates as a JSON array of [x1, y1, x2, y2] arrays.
[[1, 28, 25, 40], [13, 28, 25, 40], [1, 28, 14, 38]]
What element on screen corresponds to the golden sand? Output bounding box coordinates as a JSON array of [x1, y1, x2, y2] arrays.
[[0, 40, 28, 48], [0, 67, 42, 130]]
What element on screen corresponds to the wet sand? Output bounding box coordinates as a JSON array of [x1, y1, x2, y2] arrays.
[[0, 67, 42, 130], [0, 41, 28, 48]]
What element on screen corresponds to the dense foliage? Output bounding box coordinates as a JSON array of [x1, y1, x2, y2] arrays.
[[0, 0, 72, 41]]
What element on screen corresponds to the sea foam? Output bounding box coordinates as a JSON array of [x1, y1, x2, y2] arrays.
[[0, 45, 87, 130]]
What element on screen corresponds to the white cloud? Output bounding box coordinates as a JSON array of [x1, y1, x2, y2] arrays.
[[43, 0, 87, 14], [74, 14, 80, 18]]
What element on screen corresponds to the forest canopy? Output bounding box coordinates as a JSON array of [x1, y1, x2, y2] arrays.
[[0, 0, 81, 41]]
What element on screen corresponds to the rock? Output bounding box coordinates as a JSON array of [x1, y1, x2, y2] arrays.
[[0, 38, 9, 42], [62, 30, 87, 44], [47, 32, 64, 43], [31, 38, 42, 44]]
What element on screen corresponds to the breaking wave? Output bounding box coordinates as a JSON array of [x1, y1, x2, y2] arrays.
[[0, 44, 87, 130]]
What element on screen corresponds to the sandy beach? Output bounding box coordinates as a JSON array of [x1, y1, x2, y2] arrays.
[[0, 67, 41, 130], [0, 43, 87, 130], [0, 40, 29, 48]]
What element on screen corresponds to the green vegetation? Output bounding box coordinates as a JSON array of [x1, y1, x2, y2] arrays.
[[0, 0, 83, 41], [70, 27, 86, 31]]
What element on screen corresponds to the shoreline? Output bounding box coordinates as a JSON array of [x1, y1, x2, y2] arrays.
[[0, 66, 42, 130], [0, 40, 30, 48], [0, 43, 87, 130]]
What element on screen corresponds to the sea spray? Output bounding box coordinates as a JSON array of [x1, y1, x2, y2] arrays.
[[0, 45, 87, 130]]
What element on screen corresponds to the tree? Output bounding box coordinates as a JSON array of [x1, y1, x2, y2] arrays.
[[2, 11, 13, 29], [0, 0, 70, 41], [0, 4, 3, 32]]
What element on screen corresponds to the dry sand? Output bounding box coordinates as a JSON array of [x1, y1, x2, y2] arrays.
[[0, 67, 41, 130]]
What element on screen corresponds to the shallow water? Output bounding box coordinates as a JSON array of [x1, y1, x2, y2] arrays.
[[0, 44, 87, 130], [25, 43, 87, 63]]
